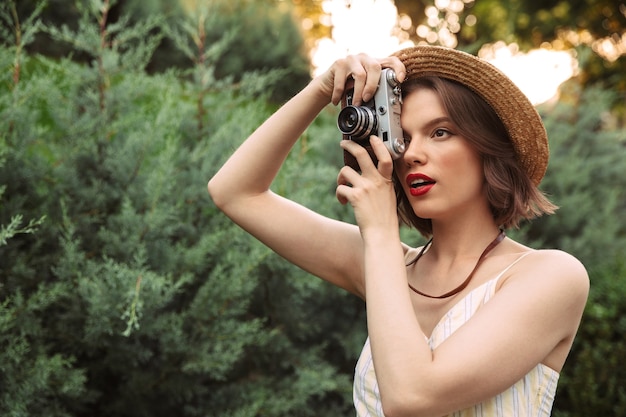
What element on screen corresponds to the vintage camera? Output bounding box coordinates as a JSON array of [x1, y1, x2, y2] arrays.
[[337, 68, 405, 169]]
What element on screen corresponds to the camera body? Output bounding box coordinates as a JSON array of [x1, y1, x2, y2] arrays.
[[337, 68, 405, 168]]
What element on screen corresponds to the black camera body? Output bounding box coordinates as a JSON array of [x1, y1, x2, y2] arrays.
[[337, 68, 405, 169]]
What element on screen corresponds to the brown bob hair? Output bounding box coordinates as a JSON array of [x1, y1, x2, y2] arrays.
[[394, 76, 557, 237]]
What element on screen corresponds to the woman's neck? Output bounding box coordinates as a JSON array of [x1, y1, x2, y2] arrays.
[[428, 218, 502, 262]]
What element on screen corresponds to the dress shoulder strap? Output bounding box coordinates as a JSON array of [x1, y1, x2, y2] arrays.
[[493, 250, 534, 283]]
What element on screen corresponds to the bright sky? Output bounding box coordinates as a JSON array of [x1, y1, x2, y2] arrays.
[[311, 0, 577, 105]]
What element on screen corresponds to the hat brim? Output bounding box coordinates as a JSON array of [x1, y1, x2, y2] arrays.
[[393, 46, 548, 186]]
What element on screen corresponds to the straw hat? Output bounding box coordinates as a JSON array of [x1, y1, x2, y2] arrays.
[[393, 45, 549, 186]]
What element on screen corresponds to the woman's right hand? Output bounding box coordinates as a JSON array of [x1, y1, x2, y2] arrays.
[[315, 53, 407, 107]]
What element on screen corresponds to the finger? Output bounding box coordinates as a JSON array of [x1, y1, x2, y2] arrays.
[[330, 64, 351, 105], [340, 139, 377, 173], [337, 164, 360, 188], [369, 136, 394, 181], [336, 184, 350, 205], [361, 59, 384, 103], [379, 56, 407, 83], [336, 165, 361, 205], [341, 137, 395, 186], [346, 54, 381, 105], [348, 67, 367, 106]]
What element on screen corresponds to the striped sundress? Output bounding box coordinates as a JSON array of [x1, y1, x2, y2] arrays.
[[353, 251, 560, 417]]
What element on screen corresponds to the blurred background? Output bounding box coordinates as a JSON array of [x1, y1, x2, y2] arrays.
[[1, 1, 624, 416]]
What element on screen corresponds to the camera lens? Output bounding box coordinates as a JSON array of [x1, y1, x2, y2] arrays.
[[337, 105, 377, 140]]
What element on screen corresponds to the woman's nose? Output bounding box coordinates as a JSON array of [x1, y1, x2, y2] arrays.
[[402, 136, 425, 166]]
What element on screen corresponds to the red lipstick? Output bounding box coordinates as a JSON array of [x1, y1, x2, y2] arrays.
[[406, 173, 435, 196]]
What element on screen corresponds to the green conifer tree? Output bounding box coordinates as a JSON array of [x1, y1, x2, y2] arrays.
[[513, 85, 626, 267], [1, 1, 363, 415], [525, 84, 626, 417]]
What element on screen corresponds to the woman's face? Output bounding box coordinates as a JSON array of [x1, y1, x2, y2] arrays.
[[394, 87, 486, 222]]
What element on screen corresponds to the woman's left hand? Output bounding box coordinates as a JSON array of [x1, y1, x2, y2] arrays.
[[336, 135, 399, 236]]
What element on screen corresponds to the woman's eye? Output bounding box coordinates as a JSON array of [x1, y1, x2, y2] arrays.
[[432, 128, 451, 139]]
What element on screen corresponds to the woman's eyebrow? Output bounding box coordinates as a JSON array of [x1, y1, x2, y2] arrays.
[[408, 116, 454, 134], [423, 116, 453, 129]]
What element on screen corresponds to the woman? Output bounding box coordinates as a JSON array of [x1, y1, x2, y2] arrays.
[[208, 46, 589, 417]]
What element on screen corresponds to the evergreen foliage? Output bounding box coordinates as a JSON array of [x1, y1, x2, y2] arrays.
[[553, 258, 626, 417], [513, 84, 626, 267], [0, 1, 625, 417], [0, 1, 359, 416], [12, 0, 311, 102], [525, 84, 626, 417]]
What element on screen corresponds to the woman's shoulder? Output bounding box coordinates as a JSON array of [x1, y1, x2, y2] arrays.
[[506, 246, 589, 295], [503, 238, 587, 274], [528, 248, 587, 274]]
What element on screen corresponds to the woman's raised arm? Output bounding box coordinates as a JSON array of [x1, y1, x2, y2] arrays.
[[208, 54, 406, 296]]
